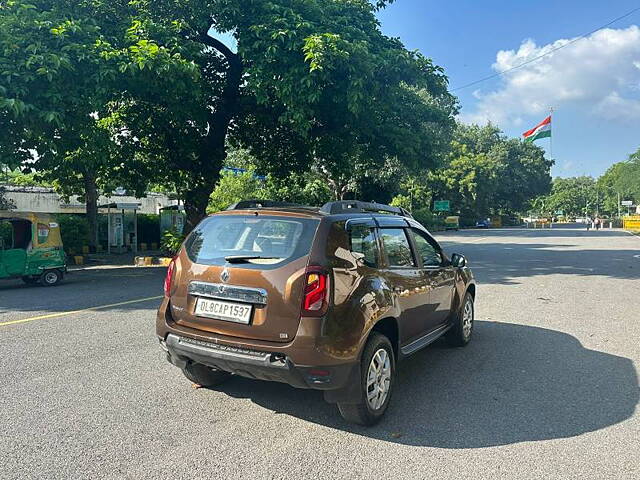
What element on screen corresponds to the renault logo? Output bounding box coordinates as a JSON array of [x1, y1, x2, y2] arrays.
[[221, 267, 230, 283]]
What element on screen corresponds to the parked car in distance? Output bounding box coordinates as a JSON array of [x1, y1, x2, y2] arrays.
[[157, 200, 476, 425], [475, 218, 490, 228]]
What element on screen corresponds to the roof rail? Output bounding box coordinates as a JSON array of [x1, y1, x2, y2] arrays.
[[226, 199, 305, 210], [320, 200, 413, 218]]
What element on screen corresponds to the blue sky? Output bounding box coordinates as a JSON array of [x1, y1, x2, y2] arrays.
[[377, 1, 640, 178]]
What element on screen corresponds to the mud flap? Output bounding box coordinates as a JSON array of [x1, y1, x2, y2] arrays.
[[323, 362, 361, 404]]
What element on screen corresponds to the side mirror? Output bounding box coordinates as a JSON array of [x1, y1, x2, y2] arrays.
[[451, 253, 467, 268]]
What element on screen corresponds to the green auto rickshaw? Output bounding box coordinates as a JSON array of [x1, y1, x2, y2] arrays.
[[444, 215, 460, 231], [0, 212, 67, 286]]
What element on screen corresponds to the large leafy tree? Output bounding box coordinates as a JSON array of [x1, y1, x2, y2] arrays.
[[534, 147, 640, 219], [0, 1, 145, 246], [535, 176, 598, 217], [598, 148, 640, 215], [114, 0, 456, 226], [426, 124, 553, 219], [1, 0, 457, 232]]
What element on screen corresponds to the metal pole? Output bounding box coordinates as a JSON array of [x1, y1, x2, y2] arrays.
[[107, 205, 111, 254], [617, 192, 621, 219], [121, 208, 125, 254], [133, 208, 138, 255], [549, 108, 553, 160], [585, 184, 588, 218]]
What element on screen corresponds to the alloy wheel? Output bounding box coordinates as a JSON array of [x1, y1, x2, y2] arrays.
[[366, 348, 391, 411], [462, 297, 473, 339]]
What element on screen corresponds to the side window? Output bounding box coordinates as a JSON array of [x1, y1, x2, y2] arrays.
[[380, 228, 415, 267], [411, 229, 443, 267], [349, 225, 379, 268], [0, 221, 13, 249]]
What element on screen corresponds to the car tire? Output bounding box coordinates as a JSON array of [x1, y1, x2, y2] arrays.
[[182, 363, 231, 388], [337, 332, 395, 426], [40, 269, 62, 286], [446, 291, 474, 347]]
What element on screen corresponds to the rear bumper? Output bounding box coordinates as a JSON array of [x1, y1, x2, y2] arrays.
[[162, 333, 356, 391]]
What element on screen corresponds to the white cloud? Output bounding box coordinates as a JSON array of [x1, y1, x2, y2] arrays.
[[461, 26, 640, 126], [594, 91, 640, 120], [561, 159, 575, 172]]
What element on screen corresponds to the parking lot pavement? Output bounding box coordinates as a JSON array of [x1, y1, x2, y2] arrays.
[[1, 227, 638, 479]]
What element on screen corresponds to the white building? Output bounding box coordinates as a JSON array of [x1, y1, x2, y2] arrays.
[[1, 185, 177, 215]]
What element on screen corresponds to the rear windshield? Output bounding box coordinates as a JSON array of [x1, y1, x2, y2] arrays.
[[185, 215, 319, 267]]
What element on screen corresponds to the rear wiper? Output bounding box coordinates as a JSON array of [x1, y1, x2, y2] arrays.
[[224, 255, 282, 263]]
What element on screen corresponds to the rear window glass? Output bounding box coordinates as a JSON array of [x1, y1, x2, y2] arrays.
[[349, 225, 379, 268], [185, 215, 319, 267]]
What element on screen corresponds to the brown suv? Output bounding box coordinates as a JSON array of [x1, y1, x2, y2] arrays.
[[157, 200, 475, 425]]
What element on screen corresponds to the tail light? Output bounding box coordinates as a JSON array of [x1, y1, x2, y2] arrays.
[[302, 267, 328, 316], [164, 257, 177, 297]]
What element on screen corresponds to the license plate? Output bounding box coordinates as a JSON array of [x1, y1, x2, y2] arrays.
[[194, 298, 253, 324]]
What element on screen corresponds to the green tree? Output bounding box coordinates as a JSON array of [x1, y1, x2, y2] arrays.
[[107, 0, 456, 226], [261, 171, 333, 206], [208, 168, 265, 213], [0, 1, 139, 246], [0, 186, 15, 210], [426, 124, 553, 220], [206, 147, 334, 211], [598, 148, 640, 215], [2, 0, 457, 233], [535, 176, 597, 218], [2, 168, 52, 187]]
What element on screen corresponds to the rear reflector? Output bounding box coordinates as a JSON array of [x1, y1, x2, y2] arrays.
[[164, 257, 176, 297], [302, 268, 328, 315]]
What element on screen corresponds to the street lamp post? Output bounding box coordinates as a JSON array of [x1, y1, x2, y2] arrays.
[[618, 192, 621, 219]]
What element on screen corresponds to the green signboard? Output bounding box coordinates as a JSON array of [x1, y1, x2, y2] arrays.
[[434, 200, 450, 212], [555, 210, 563, 215]]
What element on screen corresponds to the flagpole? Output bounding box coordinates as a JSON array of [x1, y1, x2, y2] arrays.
[[549, 107, 554, 160]]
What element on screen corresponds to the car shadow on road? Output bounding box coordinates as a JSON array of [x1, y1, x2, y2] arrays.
[[439, 243, 640, 285], [216, 321, 638, 448]]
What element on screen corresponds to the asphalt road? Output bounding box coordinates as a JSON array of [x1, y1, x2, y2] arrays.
[[1, 226, 639, 479]]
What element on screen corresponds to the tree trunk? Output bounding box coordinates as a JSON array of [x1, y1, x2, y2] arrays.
[[184, 185, 212, 233], [180, 32, 243, 234], [83, 171, 99, 250]]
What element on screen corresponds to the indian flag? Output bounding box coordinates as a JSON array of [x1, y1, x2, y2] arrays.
[[523, 116, 551, 143]]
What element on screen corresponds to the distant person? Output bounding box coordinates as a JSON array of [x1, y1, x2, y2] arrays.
[[586, 218, 591, 231], [595, 218, 601, 231]]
